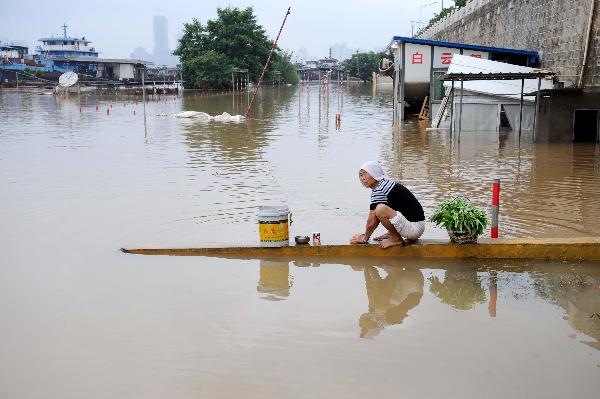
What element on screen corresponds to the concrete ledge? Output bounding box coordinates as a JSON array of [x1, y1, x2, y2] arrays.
[[121, 237, 600, 261]]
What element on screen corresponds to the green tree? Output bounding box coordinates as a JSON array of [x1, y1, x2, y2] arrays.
[[269, 50, 299, 84], [174, 7, 297, 89], [343, 51, 388, 82]]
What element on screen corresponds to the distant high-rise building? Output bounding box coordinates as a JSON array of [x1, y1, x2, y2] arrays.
[[153, 16, 170, 65], [131, 15, 178, 66]]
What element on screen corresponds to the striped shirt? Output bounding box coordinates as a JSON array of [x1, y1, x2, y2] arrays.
[[370, 178, 425, 222]]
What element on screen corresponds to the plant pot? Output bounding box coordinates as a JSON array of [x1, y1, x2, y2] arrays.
[[447, 230, 478, 244]]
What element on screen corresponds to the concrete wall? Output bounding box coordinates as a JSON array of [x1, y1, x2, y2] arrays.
[[536, 90, 600, 142], [118, 64, 134, 80], [419, 0, 600, 88]]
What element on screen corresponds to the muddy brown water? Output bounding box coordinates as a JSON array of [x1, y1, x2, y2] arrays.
[[1, 86, 599, 398]]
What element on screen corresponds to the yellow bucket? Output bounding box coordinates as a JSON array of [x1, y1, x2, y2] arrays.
[[257, 205, 291, 247]]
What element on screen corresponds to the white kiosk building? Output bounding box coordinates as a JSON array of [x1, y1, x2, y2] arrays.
[[387, 36, 539, 126]]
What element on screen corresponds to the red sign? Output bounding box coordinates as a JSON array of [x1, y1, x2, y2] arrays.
[[470, 54, 482, 58], [412, 52, 423, 65], [441, 52, 453, 65]]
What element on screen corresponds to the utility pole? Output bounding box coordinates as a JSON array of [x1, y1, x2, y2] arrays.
[[419, 2, 438, 22], [141, 66, 147, 137], [411, 21, 419, 37]]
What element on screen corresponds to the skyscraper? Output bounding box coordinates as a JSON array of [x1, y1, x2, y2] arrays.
[[153, 15, 171, 65], [131, 15, 178, 66]]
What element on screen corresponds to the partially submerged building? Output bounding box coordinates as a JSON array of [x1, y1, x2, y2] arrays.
[[387, 36, 598, 142], [296, 58, 343, 81], [438, 54, 554, 134], [1, 25, 150, 83], [94, 59, 147, 80], [387, 36, 538, 122], [416, 0, 600, 143]]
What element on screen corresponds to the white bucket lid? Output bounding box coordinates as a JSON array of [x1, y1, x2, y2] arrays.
[[257, 205, 289, 217]]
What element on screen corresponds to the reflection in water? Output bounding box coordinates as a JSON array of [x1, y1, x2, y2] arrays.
[[488, 270, 497, 317], [182, 86, 297, 162], [535, 270, 600, 350], [1, 87, 600, 244], [318, 84, 330, 137], [360, 266, 424, 338], [429, 269, 486, 311], [3, 85, 600, 398], [257, 260, 292, 300], [382, 128, 600, 238]]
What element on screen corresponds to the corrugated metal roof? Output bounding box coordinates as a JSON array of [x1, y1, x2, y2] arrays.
[[442, 54, 554, 101], [0, 44, 28, 50], [391, 36, 538, 63]]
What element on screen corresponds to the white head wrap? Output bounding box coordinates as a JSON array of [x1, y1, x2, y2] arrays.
[[359, 161, 387, 181]]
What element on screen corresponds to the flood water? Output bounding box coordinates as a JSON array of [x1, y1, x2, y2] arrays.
[[1, 85, 599, 398]]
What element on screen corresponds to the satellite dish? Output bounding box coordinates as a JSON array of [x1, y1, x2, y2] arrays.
[[58, 72, 78, 87]]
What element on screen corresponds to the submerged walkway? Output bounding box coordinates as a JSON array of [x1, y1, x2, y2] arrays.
[[122, 237, 600, 261]]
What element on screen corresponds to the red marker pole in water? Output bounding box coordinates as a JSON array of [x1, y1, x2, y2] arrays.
[[491, 179, 500, 238], [246, 7, 291, 118]]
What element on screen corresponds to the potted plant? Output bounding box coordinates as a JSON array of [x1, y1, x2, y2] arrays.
[[429, 197, 488, 244]]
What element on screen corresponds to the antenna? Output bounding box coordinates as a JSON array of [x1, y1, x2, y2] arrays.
[[62, 23, 68, 38]]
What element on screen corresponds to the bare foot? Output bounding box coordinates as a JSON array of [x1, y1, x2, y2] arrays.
[[350, 233, 367, 244], [379, 236, 405, 248], [373, 233, 390, 241]]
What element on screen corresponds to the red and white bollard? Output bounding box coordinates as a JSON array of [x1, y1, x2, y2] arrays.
[[491, 179, 500, 238]]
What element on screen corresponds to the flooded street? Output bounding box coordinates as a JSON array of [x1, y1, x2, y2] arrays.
[[1, 86, 599, 398]]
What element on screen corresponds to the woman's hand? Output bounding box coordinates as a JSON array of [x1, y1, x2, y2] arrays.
[[350, 233, 368, 244]]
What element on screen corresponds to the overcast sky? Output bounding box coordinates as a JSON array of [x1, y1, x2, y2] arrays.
[[4, 0, 452, 59]]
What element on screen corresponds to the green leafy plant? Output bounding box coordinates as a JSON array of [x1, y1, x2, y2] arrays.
[[429, 197, 488, 237]]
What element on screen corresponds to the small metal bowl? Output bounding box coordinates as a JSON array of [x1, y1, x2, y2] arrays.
[[295, 235, 310, 245]]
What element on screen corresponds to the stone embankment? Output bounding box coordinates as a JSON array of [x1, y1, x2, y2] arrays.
[[419, 0, 600, 89]]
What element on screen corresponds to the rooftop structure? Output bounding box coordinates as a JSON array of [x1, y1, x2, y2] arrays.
[[37, 23, 98, 60], [0, 42, 29, 58], [392, 36, 539, 65]]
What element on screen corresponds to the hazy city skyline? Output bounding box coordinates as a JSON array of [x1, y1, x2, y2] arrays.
[[131, 16, 179, 65], [3, 0, 451, 60]]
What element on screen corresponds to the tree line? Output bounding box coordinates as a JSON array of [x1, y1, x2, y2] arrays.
[[174, 7, 298, 89], [342, 51, 389, 82]]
